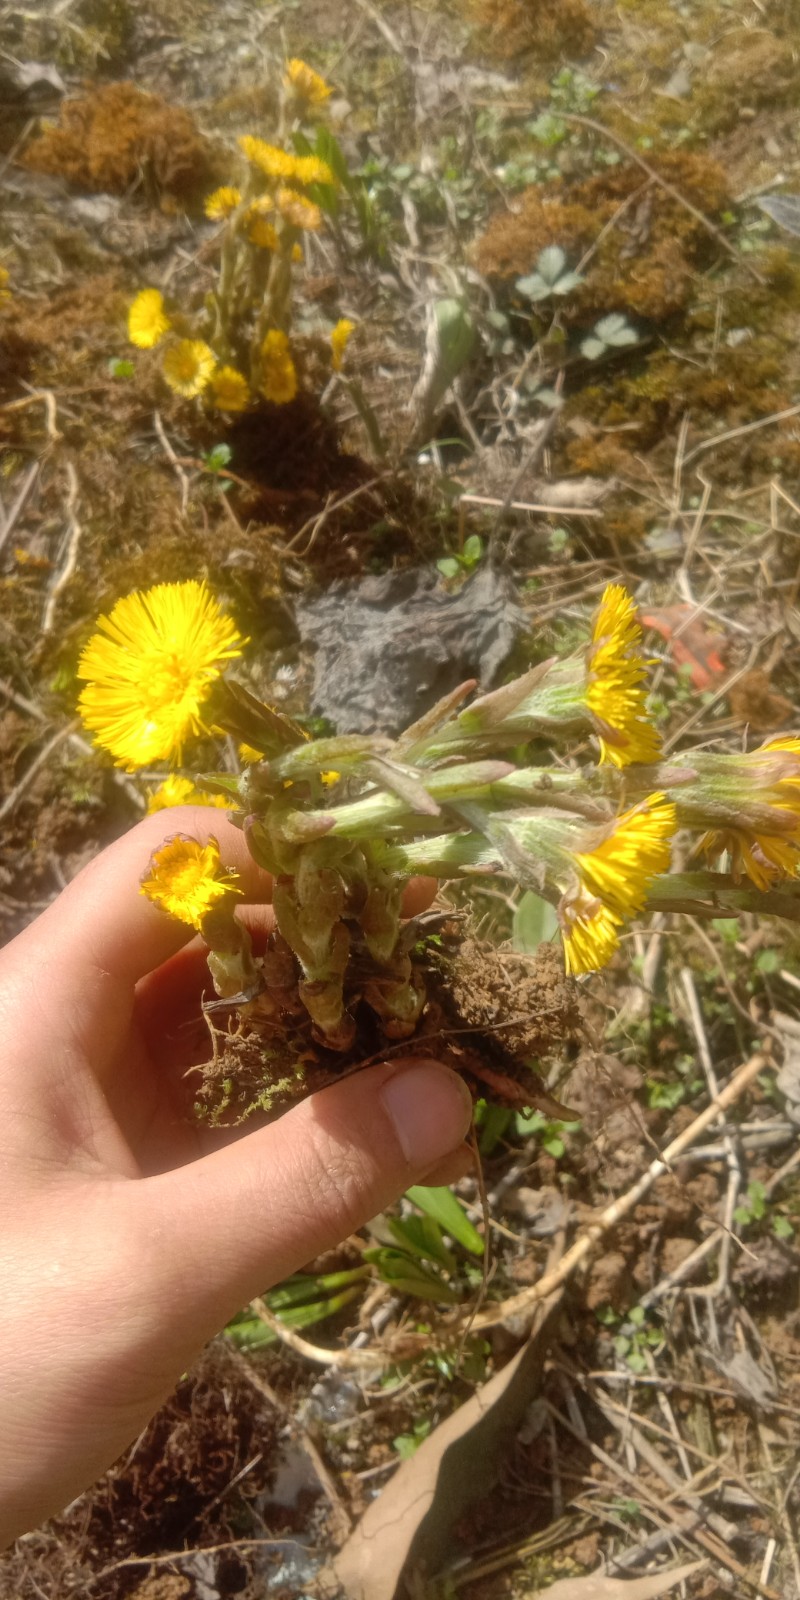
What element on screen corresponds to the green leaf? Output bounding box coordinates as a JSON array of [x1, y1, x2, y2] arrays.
[[203, 442, 233, 473], [406, 1184, 484, 1256], [477, 1102, 513, 1155], [580, 334, 607, 361], [363, 1246, 460, 1303], [512, 890, 558, 952], [462, 532, 484, 566], [536, 244, 567, 284], [108, 356, 134, 379], [593, 312, 637, 346], [437, 556, 460, 579], [773, 1213, 794, 1240], [756, 948, 780, 974], [515, 271, 549, 302], [387, 1213, 456, 1271]]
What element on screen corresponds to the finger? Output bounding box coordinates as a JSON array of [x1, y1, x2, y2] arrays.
[[136, 1058, 474, 1341], [12, 807, 273, 990]]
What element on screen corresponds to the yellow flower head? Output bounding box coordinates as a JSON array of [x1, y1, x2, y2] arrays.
[[243, 198, 278, 248], [293, 154, 336, 187], [141, 834, 240, 931], [205, 185, 242, 219], [238, 135, 297, 180], [260, 329, 298, 404], [700, 736, 800, 889], [285, 58, 332, 104], [572, 793, 677, 921], [277, 186, 322, 231], [162, 339, 216, 398], [210, 365, 249, 412], [585, 584, 661, 768], [77, 579, 244, 769], [146, 774, 236, 813], [128, 288, 171, 349], [560, 890, 621, 978], [330, 317, 355, 371], [0, 265, 11, 304]]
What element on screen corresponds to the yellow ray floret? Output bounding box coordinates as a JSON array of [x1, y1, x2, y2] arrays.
[[146, 775, 236, 813], [238, 135, 297, 180], [560, 890, 621, 977], [162, 339, 216, 398], [77, 579, 244, 769], [330, 317, 355, 371], [141, 834, 240, 931], [293, 154, 335, 187], [285, 58, 332, 104], [244, 198, 278, 249], [260, 328, 298, 404], [205, 185, 242, 219], [574, 793, 677, 920], [0, 266, 10, 304], [276, 186, 322, 230], [701, 824, 800, 892], [210, 365, 249, 412], [585, 583, 661, 768], [128, 288, 171, 349]]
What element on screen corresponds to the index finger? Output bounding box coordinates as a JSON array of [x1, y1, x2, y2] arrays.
[[13, 807, 273, 989]]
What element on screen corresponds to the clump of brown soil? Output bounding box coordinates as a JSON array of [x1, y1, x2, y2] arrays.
[[470, 0, 597, 63], [24, 82, 216, 205], [475, 151, 730, 320]]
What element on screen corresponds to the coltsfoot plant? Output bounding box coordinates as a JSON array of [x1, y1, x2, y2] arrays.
[[125, 57, 354, 412], [77, 579, 800, 1119]]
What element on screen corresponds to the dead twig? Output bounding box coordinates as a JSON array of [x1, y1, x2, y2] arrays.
[[41, 462, 82, 636], [153, 410, 190, 515], [0, 460, 39, 559]]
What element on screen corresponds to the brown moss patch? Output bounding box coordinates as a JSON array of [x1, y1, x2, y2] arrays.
[[475, 151, 731, 321], [24, 82, 216, 206], [470, 0, 597, 63]]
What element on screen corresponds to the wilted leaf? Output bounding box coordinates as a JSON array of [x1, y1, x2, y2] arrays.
[[527, 1560, 705, 1599], [333, 1294, 562, 1600]]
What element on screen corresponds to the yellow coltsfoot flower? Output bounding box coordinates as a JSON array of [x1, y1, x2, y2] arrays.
[[244, 198, 278, 249], [573, 793, 677, 920], [0, 265, 11, 305], [210, 365, 249, 412], [259, 328, 298, 404], [284, 58, 332, 104], [276, 186, 322, 231], [330, 317, 355, 371], [238, 135, 297, 180], [146, 774, 236, 813], [128, 287, 171, 349], [205, 185, 242, 219], [585, 583, 661, 768], [292, 154, 335, 187], [77, 579, 244, 769], [162, 338, 216, 398], [141, 834, 240, 931], [558, 793, 676, 974], [694, 734, 800, 890]]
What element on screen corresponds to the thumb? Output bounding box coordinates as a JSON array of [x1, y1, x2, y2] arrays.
[[138, 1058, 473, 1345]]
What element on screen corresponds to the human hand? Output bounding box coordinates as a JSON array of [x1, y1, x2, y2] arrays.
[[0, 808, 473, 1548]]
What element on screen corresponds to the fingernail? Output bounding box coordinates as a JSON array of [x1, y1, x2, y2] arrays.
[[380, 1060, 473, 1168]]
